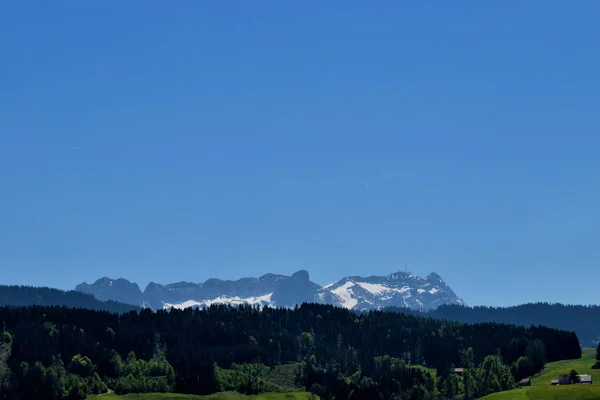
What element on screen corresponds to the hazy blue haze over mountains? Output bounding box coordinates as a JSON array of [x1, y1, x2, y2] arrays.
[[75, 270, 463, 311]]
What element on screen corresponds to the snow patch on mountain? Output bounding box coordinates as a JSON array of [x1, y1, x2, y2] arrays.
[[323, 271, 464, 311], [77, 270, 464, 311], [355, 282, 390, 294], [163, 293, 274, 310], [331, 281, 358, 309]]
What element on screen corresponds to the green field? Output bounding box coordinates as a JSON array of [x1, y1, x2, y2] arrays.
[[265, 363, 303, 392], [482, 385, 600, 400], [528, 349, 600, 387], [481, 348, 600, 399], [89, 392, 317, 400]]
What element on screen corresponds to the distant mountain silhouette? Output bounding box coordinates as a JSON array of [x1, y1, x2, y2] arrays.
[[75, 270, 463, 311], [0, 285, 138, 313], [386, 302, 600, 348], [75, 277, 143, 306]]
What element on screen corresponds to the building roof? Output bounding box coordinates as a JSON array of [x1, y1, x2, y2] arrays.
[[519, 378, 530, 383], [578, 374, 592, 382], [454, 368, 464, 373], [551, 379, 559, 384]]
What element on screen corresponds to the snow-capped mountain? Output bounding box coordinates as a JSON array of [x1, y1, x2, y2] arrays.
[[77, 270, 337, 310], [324, 272, 464, 310], [75, 270, 463, 311]]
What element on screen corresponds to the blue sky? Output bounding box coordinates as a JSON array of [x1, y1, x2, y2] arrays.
[[1, 2, 599, 306]]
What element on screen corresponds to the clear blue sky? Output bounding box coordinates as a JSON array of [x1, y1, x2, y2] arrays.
[[1, 2, 599, 307]]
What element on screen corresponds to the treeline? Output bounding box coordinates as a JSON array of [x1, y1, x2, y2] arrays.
[[303, 351, 516, 399], [386, 302, 600, 347], [0, 303, 581, 399], [4, 285, 598, 346], [0, 285, 138, 314]]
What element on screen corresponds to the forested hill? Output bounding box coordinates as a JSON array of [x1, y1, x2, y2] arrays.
[[0, 303, 581, 399], [387, 303, 600, 347], [0, 285, 138, 314]]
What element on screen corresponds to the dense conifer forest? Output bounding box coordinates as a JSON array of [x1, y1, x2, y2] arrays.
[[2, 285, 600, 347], [0, 303, 581, 399]]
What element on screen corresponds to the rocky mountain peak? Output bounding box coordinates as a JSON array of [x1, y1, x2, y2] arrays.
[[291, 270, 310, 281], [76, 270, 463, 311], [76, 277, 143, 306]]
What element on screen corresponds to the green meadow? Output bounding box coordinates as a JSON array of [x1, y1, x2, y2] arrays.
[[481, 348, 600, 399]]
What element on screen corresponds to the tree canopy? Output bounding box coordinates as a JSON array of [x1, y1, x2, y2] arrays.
[[0, 303, 581, 399]]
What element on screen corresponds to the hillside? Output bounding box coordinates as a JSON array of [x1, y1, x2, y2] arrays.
[[481, 348, 600, 399], [0, 285, 138, 313], [482, 385, 600, 400], [390, 303, 600, 347]]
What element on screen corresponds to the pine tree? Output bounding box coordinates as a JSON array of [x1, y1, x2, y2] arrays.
[[570, 369, 580, 384], [596, 342, 600, 361]]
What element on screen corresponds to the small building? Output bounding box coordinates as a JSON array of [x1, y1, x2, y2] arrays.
[[518, 378, 531, 387], [453, 368, 464, 375], [578, 374, 592, 384], [558, 374, 571, 385], [551, 379, 559, 385]]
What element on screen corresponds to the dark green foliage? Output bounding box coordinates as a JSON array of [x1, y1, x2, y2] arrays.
[[0, 303, 582, 399], [0, 363, 14, 399], [265, 363, 302, 392], [511, 356, 534, 381], [214, 363, 272, 394], [0, 331, 10, 346], [108, 349, 175, 394], [525, 339, 546, 372], [570, 369, 580, 383], [16, 357, 106, 400], [68, 354, 95, 378], [478, 355, 515, 395], [460, 347, 475, 369], [596, 342, 600, 361], [0, 329, 14, 398], [0, 331, 11, 366], [309, 382, 327, 398]]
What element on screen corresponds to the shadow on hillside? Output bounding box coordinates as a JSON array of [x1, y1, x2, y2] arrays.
[[592, 362, 600, 369]]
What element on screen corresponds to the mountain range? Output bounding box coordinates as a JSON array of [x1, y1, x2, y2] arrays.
[[75, 270, 464, 311], [2, 281, 598, 348]]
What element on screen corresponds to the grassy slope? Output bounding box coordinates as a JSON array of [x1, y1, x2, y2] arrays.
[[90, 392, 316, 400], [481, 348, 600, 399], [265, 363, 303, 392], [482, 385, 600, 400], [409, 364, 437, 376], [529, 349, 600, 386]]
